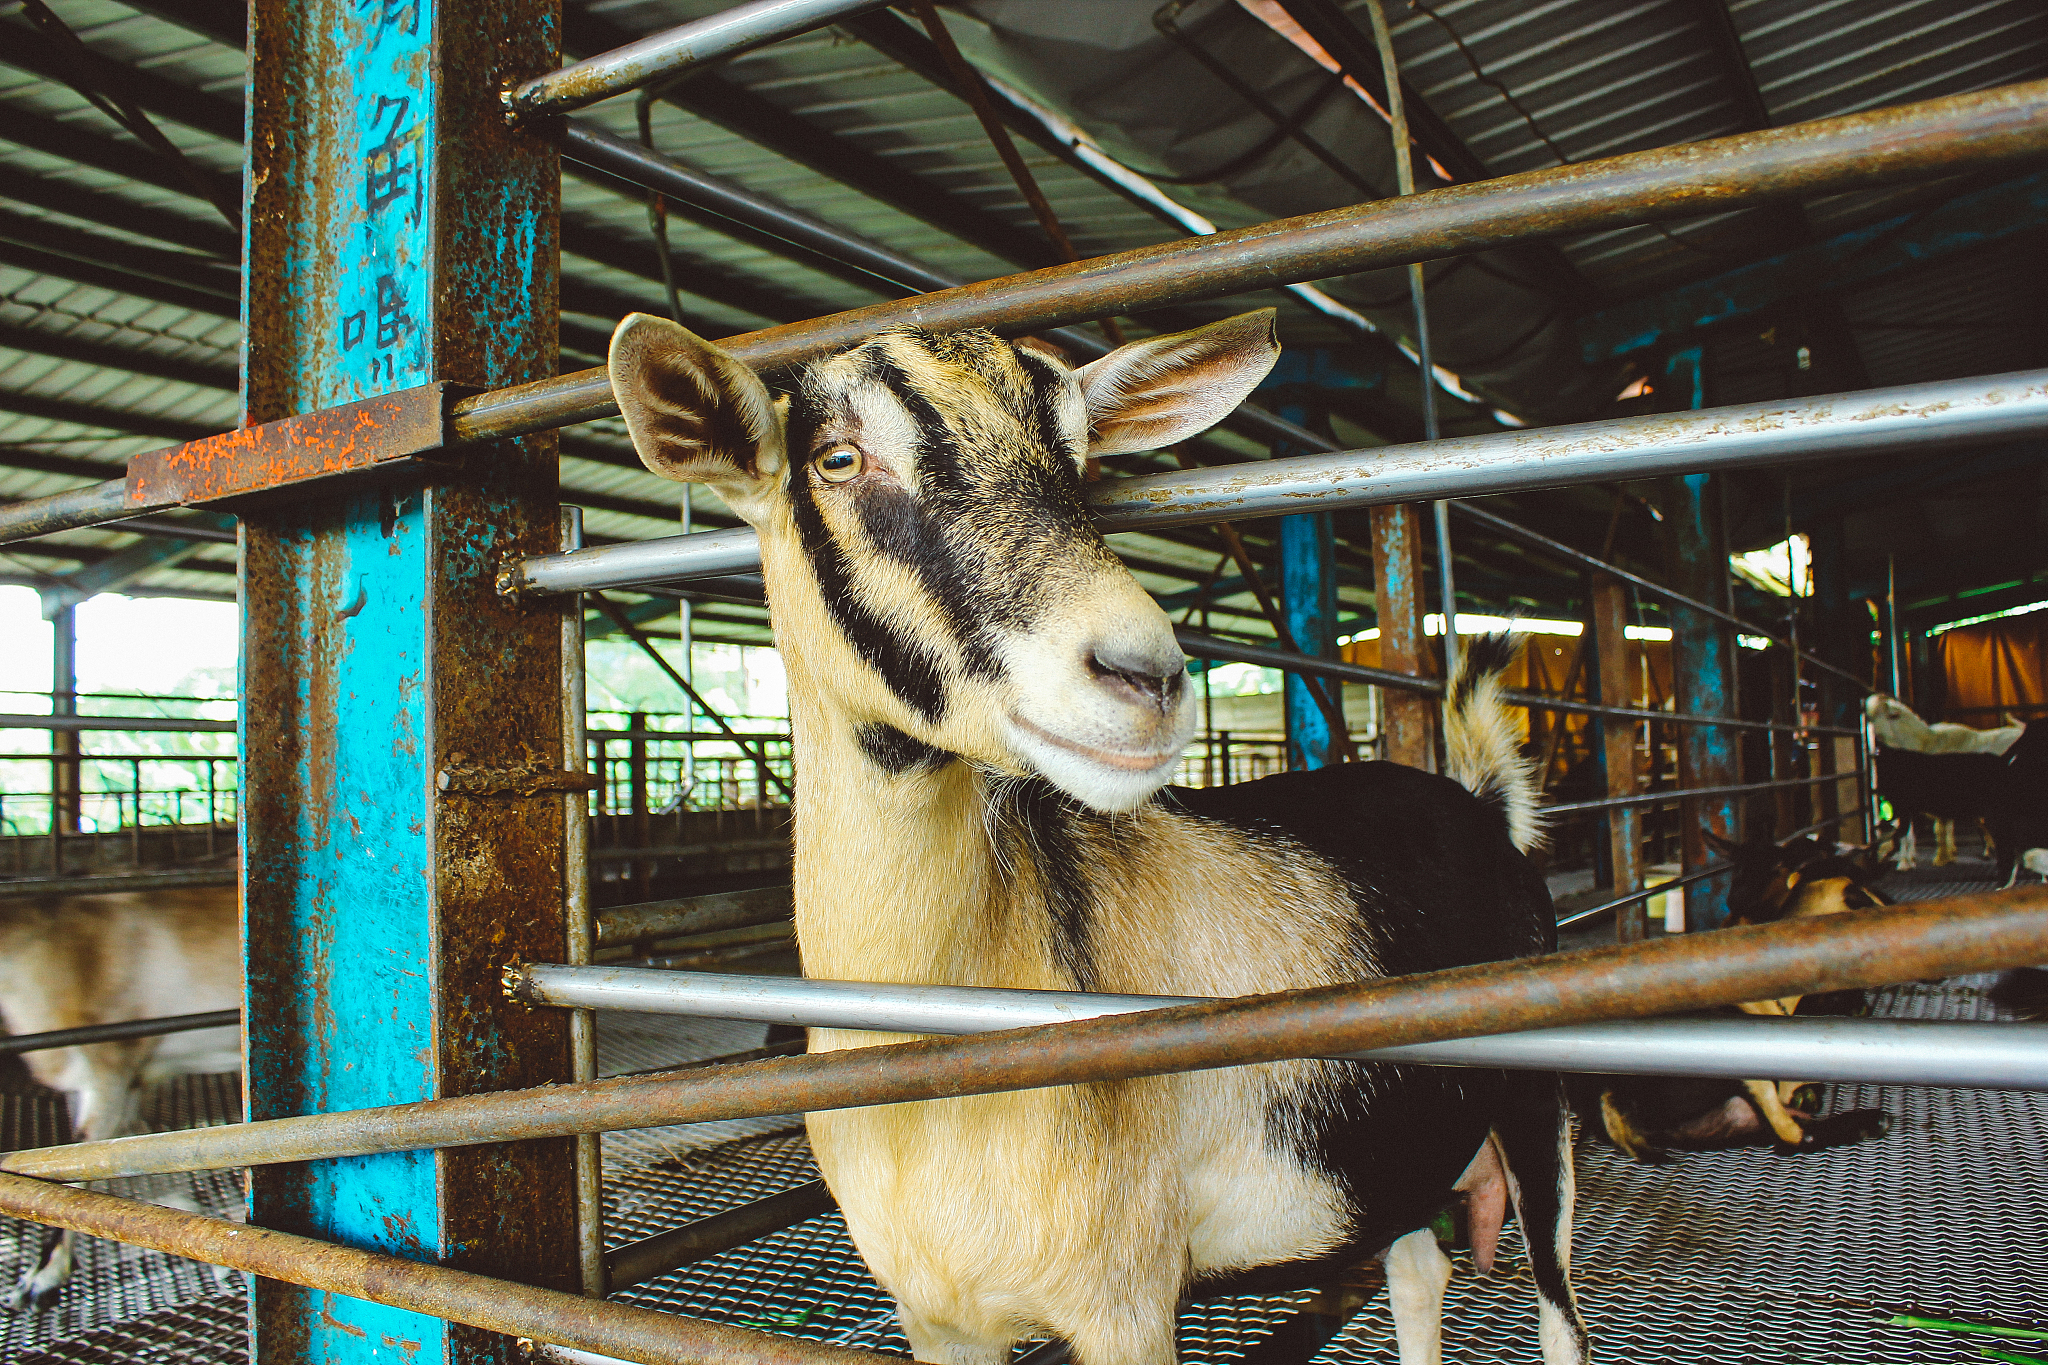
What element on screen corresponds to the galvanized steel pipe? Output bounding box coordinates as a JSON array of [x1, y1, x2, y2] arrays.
[[0, 1173, 892, 1365], [505, 0, 894, 122], [454, 79, 2048, 444], [4, 890, 2044, 1182], [503, 965, 2048, 1091], [514, 369, 2048, 595]]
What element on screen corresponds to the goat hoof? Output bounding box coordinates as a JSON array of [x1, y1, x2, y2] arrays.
[[5, 1279, 62, 1315], [1776, 1109, 1891, 1155], [1787, 1084, 1826, 1112]]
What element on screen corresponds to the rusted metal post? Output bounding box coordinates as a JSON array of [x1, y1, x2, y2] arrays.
[[49, 604, 80, 839], [1591, 574, 1645, 938], [1662, 351, 1740, 930], [238, 0, 574, 1357], [1370, 505, 1435, 769]]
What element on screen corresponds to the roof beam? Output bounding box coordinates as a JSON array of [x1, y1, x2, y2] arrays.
[[1682, 0, 1867, 391], [38, 533, 207, 616], [0, 239, 237, 319], [1579, 170, 2048, 361], [0, 391, 214, 443], [7, 172, 239, 261], [0, 206, 240, 302], [0, 106, 239, 208], [117, 0, 243, 48], [0, 322, 238, 391], [559, 4, 1058, 273], [0, 15, 244, 144]]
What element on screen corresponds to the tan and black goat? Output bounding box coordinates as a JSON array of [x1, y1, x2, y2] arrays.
[[0, 886, 241, 1310], [1581, 834, 1891, 1162], [609, 311, 1587, 1365]]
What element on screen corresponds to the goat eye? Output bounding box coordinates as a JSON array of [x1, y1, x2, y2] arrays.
[[817, 446, 862, 482]]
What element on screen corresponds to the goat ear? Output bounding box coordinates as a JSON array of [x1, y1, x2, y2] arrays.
[[1073, 309, 1280, 456], [1702, 829, 1740, 855], [609, 313, 784, 487]]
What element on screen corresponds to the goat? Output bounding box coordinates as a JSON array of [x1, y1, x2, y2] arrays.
[[1863, 694, 2021, 867], [1576, 832, 1889, 1163], [609, 311, 1587, 1365], [0, 886, 240, 1311]]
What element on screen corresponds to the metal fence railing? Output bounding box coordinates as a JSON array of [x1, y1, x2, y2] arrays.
[[0, 12, 2044, 1360]]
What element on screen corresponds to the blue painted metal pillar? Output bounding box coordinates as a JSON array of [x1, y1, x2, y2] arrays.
[[239, 0, 572, 1359], [1662, 348, 1740, 928], [1276, 406, 1337, 769]]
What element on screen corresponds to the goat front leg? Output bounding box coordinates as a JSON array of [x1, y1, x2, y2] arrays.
[[1384, 1227, 1452, 1365], [6, 1225, 72, 1314], [1896, 821, 1918, 870], [897, 1307, 1014, 1365]]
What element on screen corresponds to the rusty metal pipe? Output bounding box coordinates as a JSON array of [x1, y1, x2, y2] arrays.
[[505, 0, 894, 122], [3, 890, 2043, 1182], [607, 1179, 837, 1291], [595, 884, 792, 948], [453, 78, 2048, 444], [0, 1173, 892, 1365]]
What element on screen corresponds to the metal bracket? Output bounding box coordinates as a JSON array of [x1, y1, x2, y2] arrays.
[[439, 747, 602, 798], [125, 383, 469, 512]]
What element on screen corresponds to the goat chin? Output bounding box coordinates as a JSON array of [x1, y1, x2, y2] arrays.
[[1003, 710, 1197, 813]]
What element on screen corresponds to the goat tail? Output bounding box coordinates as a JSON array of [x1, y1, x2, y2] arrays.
[[1444, 632, 1544, 854]]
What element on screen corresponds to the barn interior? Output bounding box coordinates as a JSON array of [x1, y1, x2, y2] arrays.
[[1, 1, 2046, 1363]]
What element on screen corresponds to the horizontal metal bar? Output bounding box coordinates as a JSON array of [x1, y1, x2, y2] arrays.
[[0, 867, 238, 898], [595, 884, 792, 947], [1448, 500, 1865, 690], [588, 837, 789, 863], [503, 964, 2048, 1090], [1174, 629, 1854, 735], [2, 478, 138, 539], [587, 728, 789, 743], [0, 1008, 238, 1056], [1554, 807, 1865, 930], [555, 120, 1337, 461], [505, 0, 893, 122], [607, 1179, 835, 1291], [450, 79, 2048, 446], [0, 712, 235, 733], [514, 369, 2048, 597], [0, 1174, 890, 1365], [1545, 769, 1863, 816], [5, 889, 2042, 1182]]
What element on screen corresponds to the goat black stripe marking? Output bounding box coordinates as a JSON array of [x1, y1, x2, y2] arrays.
[[1018, 347, 1078, 462], [867, 352, 1005, 676], [786, 389, 950, 723], [855, 723, 951, 776], [993, 779, 1098, 989]]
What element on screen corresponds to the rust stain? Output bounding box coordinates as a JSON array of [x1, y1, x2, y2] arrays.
[[318, 1291, 369, 1338]]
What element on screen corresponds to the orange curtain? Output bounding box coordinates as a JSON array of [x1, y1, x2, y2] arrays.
[[1935, 612, 2048, 721]]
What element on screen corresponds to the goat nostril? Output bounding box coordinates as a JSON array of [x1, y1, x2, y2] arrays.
[[1088, 647, 1186, 711]]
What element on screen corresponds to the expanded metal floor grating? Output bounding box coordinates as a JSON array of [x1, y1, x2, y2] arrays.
[[7, 872, 2044, 1363]]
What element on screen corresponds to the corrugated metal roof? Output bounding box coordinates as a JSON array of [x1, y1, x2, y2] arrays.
[[0, 0, 2041, 638]]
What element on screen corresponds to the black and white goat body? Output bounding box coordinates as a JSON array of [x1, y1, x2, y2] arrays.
[[610, 311, 1587, 1365]]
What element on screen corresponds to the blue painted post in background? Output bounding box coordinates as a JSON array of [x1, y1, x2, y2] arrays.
[[1281, 511, 1337, 769], [239, 0, 573, 1359], [1274, 404, 1337, 769], [1662, 349, 1741, 929]]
